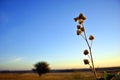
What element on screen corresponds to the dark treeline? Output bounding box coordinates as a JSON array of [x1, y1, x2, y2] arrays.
[[0, 66, 120, 73]]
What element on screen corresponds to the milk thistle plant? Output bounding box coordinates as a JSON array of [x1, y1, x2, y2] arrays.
[[74, 13, 98, 79]]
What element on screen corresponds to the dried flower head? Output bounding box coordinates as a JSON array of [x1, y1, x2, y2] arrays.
[[78, 13, 86, 20], [77, 29, 82, 35], [89, 35, 94, 40], [74, 17, 79, 22], [83, 49, 89, 55], [74, 13, 86, 22], [83, 59, 89, 65], [78, 19, 84, 24], [80, 27, 85, 32], [77, 25, 81, 29]]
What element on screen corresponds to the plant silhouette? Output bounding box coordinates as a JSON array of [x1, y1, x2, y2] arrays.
[[74, 13, 98, 79]]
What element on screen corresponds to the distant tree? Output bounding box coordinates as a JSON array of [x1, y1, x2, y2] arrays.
[[32, 61, 50, 76]]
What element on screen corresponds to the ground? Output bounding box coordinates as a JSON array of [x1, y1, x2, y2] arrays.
[[0, 67, 120, 80], [0, 72, 97, 80]]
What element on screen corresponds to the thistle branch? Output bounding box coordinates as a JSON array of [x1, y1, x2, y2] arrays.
[[74, 13, 98, 79], [82, 24, 97, 79]]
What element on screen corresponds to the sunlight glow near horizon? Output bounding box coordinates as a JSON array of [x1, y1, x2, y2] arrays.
[[0, 0, 120, 70]]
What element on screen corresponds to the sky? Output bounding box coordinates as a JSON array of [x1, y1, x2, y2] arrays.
[[0, 0, 120, 70]]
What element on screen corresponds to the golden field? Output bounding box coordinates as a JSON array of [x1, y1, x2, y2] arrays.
[[0, 72, 100, 80]]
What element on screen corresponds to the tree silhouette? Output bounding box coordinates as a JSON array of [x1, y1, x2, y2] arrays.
[[33, 61, 50, 76]]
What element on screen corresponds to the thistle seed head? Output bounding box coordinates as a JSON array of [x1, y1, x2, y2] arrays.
[[74, 17, 78, 22], [83, 49, 89, 55], [74, 13, 86, 23], [80, 27, 85, 32], [78, 19, 84, 24], [89, 35, 94, 40], [78, 13, 86, 20], [77, 25, 81, 29], [83, 59, 89, 65], [76, 29, 82, 35]]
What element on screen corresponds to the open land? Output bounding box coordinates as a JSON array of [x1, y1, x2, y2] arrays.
[[0, 67, 120, 80]]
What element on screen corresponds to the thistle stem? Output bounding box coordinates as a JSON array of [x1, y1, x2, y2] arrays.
[[82, 24, 97, 79], [80, 34, 85, 40]]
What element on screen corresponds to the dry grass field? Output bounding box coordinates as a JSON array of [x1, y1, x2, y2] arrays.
[[0, 71, 120, 80], [0, 72, 99, 80]]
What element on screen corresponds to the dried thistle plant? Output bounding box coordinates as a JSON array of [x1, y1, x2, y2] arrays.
[[74, 13, 98, 79]]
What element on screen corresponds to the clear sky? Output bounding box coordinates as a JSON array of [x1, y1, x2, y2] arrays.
[[0, 0, 120, 70]]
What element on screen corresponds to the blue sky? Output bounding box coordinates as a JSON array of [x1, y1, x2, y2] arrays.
[[0, 0, 120, 70]]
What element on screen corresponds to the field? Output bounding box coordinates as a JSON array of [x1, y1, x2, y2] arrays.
[[0, 67, 120, 80], [0, 72, 99, 80]]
